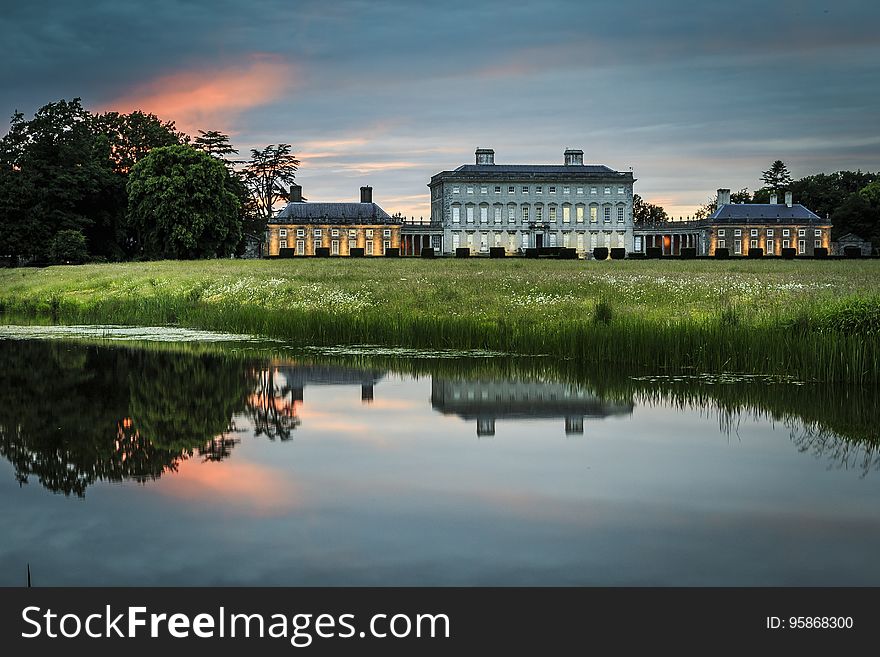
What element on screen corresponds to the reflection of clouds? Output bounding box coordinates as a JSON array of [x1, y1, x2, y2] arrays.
[[154, 459, 302, 517]]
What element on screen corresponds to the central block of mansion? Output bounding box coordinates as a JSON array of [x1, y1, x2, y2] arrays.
[[429, 148, 635, 254]]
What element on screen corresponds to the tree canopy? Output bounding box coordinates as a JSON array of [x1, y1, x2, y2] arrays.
[[126, 145, 241, 259], [761, 160, 793, 192]]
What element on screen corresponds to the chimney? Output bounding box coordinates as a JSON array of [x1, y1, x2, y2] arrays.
[[289, 184, 303, 203], [770, 193, 778, 204], [564, 149, 584, 166], [475, 148, 495, 165], [716, 188, 731, 207], [360, 186, 373, 203], [785, 191, 792, 207]]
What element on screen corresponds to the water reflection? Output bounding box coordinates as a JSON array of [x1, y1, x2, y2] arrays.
[[1, 337, 879, 500], [431, 378, 633, 436]]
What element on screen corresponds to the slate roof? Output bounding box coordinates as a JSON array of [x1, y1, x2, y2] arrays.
[[270, 202, 397, 225], [709, 203, 826, 224], [430, 164, 633, 184]]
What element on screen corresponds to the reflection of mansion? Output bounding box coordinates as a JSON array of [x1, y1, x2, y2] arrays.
[[431, 378, 634, 436], [276, 364, 386, 403]]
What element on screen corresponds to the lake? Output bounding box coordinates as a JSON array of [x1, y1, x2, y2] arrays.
[[1, 325, 878, 586]]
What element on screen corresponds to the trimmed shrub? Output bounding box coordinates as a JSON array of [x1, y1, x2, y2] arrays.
[[558, 248, 578, 260], [538, 246, 562, 257], [592, 247, 609, 260], [525, 248, 539, 258], [279, 248, 296, 258], [384, 247, 400, 257], [747, 248, 764, 258], [610, 248, 626, 260], [349, 247, 365, 257], [645, 247, 662, 259], [680, 247, 696, 259], [315, 247, 330, 257], [844, 246, 862, 258], [714, 248, 729, 259], [489, 247, 506, 258], [781, 247, 797, 259], [420, 247, 435, 258], [455, 248, 470, 258], [814, 247, 828, 258], [627, 252, 646, 259]]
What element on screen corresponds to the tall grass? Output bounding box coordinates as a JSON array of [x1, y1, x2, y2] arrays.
[[2, 258, 879, 383]]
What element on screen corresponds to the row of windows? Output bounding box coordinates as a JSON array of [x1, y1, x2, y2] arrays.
[[717, 239, 821, 254], [278, 239, 392, 254], [450, 231, 627, 250], [279, 228, 392, 238], [717, 228, 822, 237], [452, 184, 626, 196], [451, 205, 626, 224]]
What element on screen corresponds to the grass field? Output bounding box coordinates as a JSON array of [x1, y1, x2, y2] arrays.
[[1, 258, 879, 382]]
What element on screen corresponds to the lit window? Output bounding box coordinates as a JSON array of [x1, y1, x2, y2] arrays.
[[536, 186, 543, 194], [750, 239, 758, 249], [467, 186, 474, 194], [767, 229, 773, 237], [604, 186, 611, 194], [314, 228, 322, 236], [331, 228, 339, 237], [480, 206, 488, 223], [383, 240, 391, 254], [549, 206, 556, 222], [466, 206, 474, 223], [751, 229, 758, 236], [366, 229, 374, 238], [297, 229, 304, 237], [766, 239, 774, 253], [591, 187, 597, 194], [523, 206, 530, 222], [280, 240, 287, 249], [563, 206, 571, 223], [617, 206, 624, 222], [349, 229, 356, 237], [480, 186, 487, 194], [296, 240, 304, 253], [783, 229, 790, 236], [734, 239, 742, 254], [814, 229, 821, 236], [452, 206, 460, 223], [536, 206, 543, 221], [366, 241, 374, 255], [577, 187, 584, 195], [590, 206, 598, 223], [814, 240, 821, 248], [494, 206, 502, 223], [734, 229, 741, 236], [718, 239, 726, 248], [618, 186, 624, 194], [798, 228, 806, 236], [604, 206, 611, 222], [348, 239, 356, 250], [331, 240, 339, 255], [508, 206, 515, 222], [453, 186, 460, 194], [279, 229, 287, 237], [383, 229, 391, 237], [576, 206, 584, 222], [718, 229, 725, 236], [313, 239, 321, 251], [563, 186, 570, 194]]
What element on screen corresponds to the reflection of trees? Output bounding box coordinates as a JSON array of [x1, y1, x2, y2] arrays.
[[0, 341, 255, 496], [245, 368, 301, 441]]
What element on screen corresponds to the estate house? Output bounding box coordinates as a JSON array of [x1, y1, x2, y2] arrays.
[[704, 189, 831, 256], [429, 148, 635, 255], [266, 185, 401, 256]]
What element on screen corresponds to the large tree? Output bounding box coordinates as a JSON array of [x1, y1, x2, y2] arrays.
[[242, 144, 300, 231], [632, 194, 669, 224], [761, 160, 793, 192], [126, 145, 241, 259]]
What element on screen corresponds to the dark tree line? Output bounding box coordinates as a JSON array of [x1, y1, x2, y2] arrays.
[[0, 98, 300, 265]]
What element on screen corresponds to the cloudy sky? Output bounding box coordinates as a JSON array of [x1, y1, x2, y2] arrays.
[[2, 0, 878, 217]]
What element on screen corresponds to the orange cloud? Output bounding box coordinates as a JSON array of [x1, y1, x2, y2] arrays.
[[155, 457, 302, 516], [101, 54, 294, 135]]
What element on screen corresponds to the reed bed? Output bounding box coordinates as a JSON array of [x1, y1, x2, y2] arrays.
[[2, 258, 879, 383]]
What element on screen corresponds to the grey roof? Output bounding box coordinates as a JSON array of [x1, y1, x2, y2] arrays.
[[271, 201, 396, 225], [836, 232, 869, 242], [709, 203, 825, 224], [430, 164, 633, 184]]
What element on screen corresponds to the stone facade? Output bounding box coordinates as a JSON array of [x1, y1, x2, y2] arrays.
[[266, 186, 402, 256], [429, 148, 635, 255]]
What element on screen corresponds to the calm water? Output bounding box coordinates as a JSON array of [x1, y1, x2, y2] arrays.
[[1, 327, 879, 586]]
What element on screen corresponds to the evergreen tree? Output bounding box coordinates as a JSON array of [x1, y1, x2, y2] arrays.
[[761, 160, 793, 192]]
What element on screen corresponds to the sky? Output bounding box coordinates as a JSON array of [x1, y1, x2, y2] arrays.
[[2, 0, 878, 218]]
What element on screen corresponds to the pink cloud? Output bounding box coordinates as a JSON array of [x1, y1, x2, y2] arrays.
[[100, 54, 294, 135]]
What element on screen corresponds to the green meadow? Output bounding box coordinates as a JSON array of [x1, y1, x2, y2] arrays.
[[1, 258, 879, 383]]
